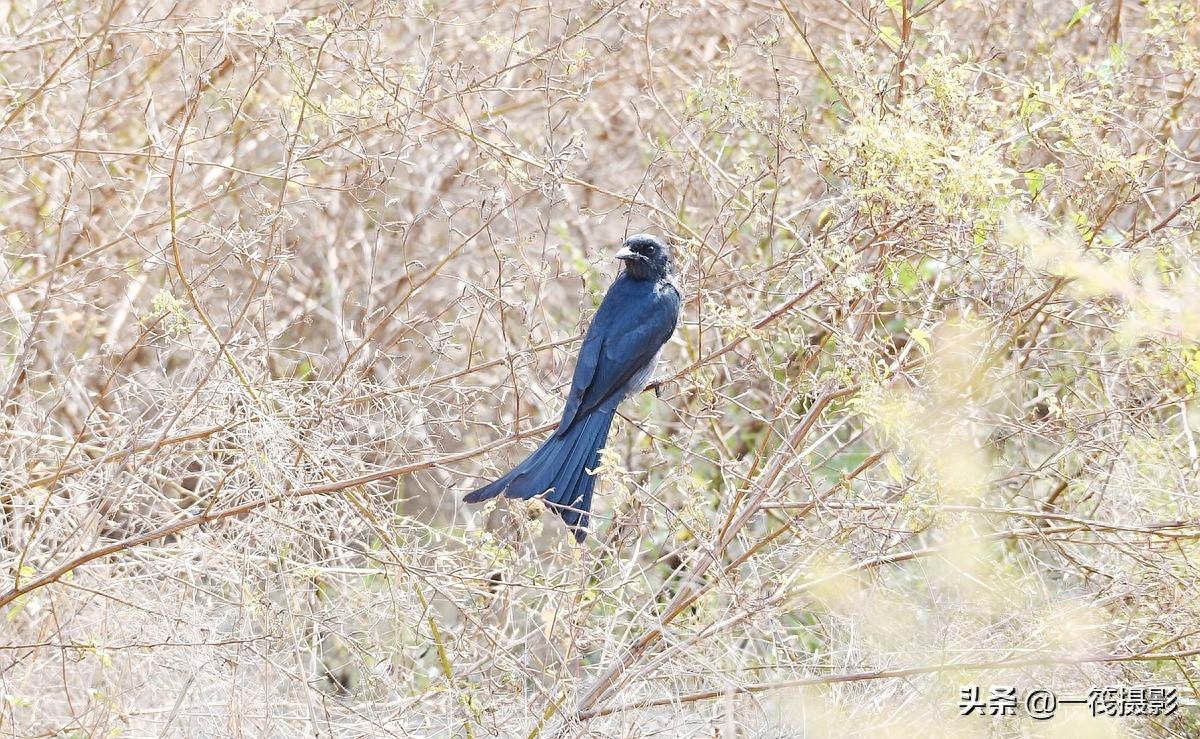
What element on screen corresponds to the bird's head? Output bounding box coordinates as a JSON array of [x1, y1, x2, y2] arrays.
[[615, 234, 674, 282]]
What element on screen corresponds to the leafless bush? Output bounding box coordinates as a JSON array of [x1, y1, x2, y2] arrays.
[[2, 0, 1199, 736]]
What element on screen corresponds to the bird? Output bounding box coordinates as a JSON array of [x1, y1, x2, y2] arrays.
[[464, 234, 681, 542]]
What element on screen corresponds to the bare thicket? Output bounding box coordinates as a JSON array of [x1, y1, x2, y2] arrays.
[[3, 1, 1200, 736]]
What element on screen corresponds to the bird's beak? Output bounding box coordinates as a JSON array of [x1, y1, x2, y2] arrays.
[[615, 245, 640, 262]]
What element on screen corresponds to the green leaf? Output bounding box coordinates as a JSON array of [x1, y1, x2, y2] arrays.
[[296, 358, 315, 381], [910, 328, 932, 355], [1025, 168, 1046, 199], [896, 261, 919, 293], [1066, 3, 1092, 30], [973, 220, 990, 247], [885, 454, 905, 483], [5, 595, 27, 622], [1108, 43, 1126, 70], [878, 25, 902, 51]]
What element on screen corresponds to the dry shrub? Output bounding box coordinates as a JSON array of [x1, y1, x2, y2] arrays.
[[2, 0, 1199, 736]]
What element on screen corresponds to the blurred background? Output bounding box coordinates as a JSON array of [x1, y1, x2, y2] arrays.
[[2, 0, 1199, 736]]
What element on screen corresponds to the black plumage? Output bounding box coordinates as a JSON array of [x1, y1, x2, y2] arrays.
[[465, 234, 681, 541]]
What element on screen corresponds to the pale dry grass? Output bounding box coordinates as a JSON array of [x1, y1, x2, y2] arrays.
[[2, 1, 1200, 737]]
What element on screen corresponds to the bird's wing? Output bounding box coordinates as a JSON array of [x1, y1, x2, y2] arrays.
[[555, 307, 607, 435], [556, 277, 679, 435]]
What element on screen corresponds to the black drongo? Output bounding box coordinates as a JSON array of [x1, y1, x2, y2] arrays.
[[465, 234, 681, 542]]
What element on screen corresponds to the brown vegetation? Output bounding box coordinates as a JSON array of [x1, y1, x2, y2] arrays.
[[2, 0, 1200, 736]]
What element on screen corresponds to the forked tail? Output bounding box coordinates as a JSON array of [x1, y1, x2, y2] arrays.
[[464, 409, 617, 541]]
